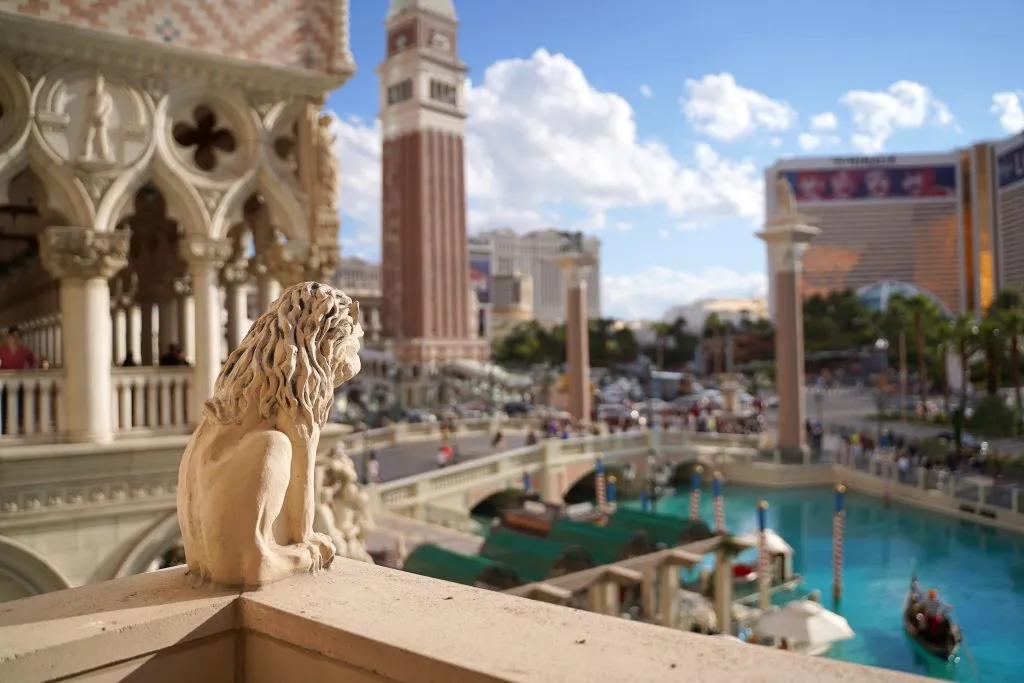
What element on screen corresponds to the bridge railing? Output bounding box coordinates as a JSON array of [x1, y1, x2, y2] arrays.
[[334, 415, 538, 455], [373, 429, 764, 516]]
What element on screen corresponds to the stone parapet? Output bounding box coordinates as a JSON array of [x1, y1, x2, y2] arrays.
[[0, 563, 931, 683]]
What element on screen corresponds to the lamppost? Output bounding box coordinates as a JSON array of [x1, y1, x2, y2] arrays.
[[873, 337, 889, 440]]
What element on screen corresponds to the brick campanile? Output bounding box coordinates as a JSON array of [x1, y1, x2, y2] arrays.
[[757, 176, 820, 454], [378, 0, 487, 363]]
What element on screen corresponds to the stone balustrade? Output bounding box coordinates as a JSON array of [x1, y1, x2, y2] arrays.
[[110, 367, 192, 433], [0, 370, 64, 441], [0, 562, 931, 683]]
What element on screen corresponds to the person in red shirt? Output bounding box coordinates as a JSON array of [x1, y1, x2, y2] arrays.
[[0, 327, 37, 370]]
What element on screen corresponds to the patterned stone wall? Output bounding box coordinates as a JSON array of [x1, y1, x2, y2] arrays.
[[2, 0, 345, 72]]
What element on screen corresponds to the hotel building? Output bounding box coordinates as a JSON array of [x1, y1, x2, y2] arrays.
[[767, 134, 1024, 317]]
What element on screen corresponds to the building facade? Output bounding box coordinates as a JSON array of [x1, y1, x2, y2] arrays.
[[378, 0, 486, 363], [0, 0, 359, 600], [768, 133, 1024, 319], [995, 131, 1024, 293], [767, 154, 963, 316], [475, 228, 602, 327]]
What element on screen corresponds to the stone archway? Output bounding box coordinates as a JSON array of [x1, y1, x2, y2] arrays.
[[0, 534, 72, 601], [113, 510, 184, 578]]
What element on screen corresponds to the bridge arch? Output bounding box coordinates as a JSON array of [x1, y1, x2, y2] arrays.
[[114, 511, 183, 578], [0, 535, 72, 600]]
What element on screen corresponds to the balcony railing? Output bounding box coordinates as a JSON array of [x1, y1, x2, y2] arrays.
[[0, 370, 64, 443], [111, 367, 192, 433], [0, 563, 931, 683]]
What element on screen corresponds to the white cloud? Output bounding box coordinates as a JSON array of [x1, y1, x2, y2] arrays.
[[680, 73, 797, 142], [639, 84, 653, 99], [331, 50, 764, 253], [839, 81, 955, 153], [797, 132, 841, 151], [603, 266, 767, 320], [991, 92, 1024, 133], [768, 137, 783, 148], [809, 112, 838, 131]]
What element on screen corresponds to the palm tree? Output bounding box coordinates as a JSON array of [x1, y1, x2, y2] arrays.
[[949, 314, 979, 409], [999, 307, 1024, 426], [905, 294, 942, 407], [650, 321, 673, 369]]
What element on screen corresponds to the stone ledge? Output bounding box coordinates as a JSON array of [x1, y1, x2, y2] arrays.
[[0, 563, 931, 683]]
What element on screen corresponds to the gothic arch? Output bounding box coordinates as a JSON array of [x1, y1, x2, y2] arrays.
[[0, 56, 33, 200], [99, 157, 209, 238], [0, 534, 72, 596], [213, 169, 306, 243], [113, 510, 182, 578], [2, 133, 94, 229]]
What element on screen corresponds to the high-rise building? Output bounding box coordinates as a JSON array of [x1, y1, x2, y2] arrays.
[[995, 131, 1024, 292], [474, 228, 602, 326], [378, 0, 486, 362], [768, 133, 1024, 317], [767, 153, 964, 315]]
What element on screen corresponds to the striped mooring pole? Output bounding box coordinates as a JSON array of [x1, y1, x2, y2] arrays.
[[607, 476, 617, 508], [689, 465, 703, 520], [595, 458, 607, 511], [833, 483, 846, 603], [713, 471, 725, 533], [757, 500, 770, 611]]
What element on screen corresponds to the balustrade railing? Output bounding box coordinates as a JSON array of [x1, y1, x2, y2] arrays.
[[111, 367, 192, 433], [0, 370, 64, 442]]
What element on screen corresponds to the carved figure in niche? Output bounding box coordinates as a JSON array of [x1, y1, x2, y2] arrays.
[[557, 230, 585, 253], [77, 73, 114, 164], [775, 176, 797, 217], [316, 114, 340, 215], [176, 283, 364, 587], [313, 444, 375, 564]]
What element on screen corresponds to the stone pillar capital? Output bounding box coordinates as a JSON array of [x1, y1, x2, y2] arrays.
[[179, 236, 231, 269], [221, 258, 251, 286], [40, 227, 130, 281], [551, 252, 596, 288]]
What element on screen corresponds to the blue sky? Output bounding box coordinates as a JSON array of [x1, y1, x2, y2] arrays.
[[327, 0, 1023, 320]]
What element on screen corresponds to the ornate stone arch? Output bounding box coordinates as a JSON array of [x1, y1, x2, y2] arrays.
[[0, 534, 72, 597], [156, 84, 260, 239], [0, 56, 34, 202], [113, 510, 182, 578]]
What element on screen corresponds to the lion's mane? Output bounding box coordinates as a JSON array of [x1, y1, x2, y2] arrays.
[[203, 282, 361, 427]]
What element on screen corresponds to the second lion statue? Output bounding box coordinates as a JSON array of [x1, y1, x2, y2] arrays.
[[177, 282, 363, 587]]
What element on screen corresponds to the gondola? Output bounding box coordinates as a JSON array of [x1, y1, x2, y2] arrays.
[[902, 573, 962, 661]]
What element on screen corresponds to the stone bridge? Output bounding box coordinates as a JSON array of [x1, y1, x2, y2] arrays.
[[0, 416, 530, 602], [370, 430, 762, 521]]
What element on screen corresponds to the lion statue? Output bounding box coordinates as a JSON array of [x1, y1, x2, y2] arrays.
[[177, 282, 362, 587]]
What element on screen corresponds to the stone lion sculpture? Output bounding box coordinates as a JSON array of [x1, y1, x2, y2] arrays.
[[313, 446, 375, 564], [177, 282, 362, 587]]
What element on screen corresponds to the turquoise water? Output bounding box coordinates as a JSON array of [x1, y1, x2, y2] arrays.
[[626, 487, 1024, 682]]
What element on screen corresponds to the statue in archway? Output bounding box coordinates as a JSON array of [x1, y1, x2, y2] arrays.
[[316, 114, 340, 219], [77, 73, 114, 164]]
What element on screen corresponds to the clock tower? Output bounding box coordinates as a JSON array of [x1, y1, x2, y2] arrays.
[[379, 0, 487, 363]]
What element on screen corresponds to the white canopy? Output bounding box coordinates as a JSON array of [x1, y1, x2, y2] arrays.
[[735, 528, 794, 556], [756, 600, 855, 646]]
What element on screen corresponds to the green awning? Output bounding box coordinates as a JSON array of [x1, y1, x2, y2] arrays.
[[404, 544, 521, 589], [608, 508, 714, 548], [479, 528, 595, 582], [547, 518, 655, 565]]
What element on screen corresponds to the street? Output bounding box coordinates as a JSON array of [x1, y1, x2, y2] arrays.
[[370, 433, 529, 481]]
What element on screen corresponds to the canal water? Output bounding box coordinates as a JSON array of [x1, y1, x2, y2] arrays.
[[625, 486, 1024, 682]]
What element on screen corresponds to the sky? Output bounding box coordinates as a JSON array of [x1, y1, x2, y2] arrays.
[[326, 0, 1023, 321]]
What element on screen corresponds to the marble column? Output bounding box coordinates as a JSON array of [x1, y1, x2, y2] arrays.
[[223, 262, 250, 352], [111, 307, 126, 365], [256, 273, 280, 312], [713, 547, 734, 634], [181, 236, 230, 422], [757, 188, 819, 453], [552, 252, 596, 424], [40, 226, 129, 443], [175, 279, 196, 363]]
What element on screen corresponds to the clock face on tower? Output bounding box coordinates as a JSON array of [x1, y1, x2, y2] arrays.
[[429, 30, 451, 52]]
